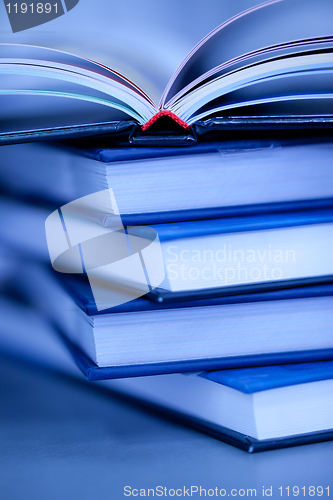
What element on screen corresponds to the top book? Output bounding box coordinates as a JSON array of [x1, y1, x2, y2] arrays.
[[1, 0, 333, 144]]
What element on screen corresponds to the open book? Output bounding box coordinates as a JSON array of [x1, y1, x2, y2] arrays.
[[1, 0, 333, 145]]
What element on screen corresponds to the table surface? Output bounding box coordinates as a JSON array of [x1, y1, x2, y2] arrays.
[[0, 354, 332, 500]]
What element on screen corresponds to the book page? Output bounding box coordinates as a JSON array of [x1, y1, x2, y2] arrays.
[[163, 0, 333, 108], [172, 54, 333, 123], [0, 44, 158, 129], [0, 0, 224, 106]]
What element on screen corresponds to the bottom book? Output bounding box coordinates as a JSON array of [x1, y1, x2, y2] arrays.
[[0, 292, 333, 453], [98, 363, 333, 453]]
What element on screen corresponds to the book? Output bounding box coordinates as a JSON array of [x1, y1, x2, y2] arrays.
[[0, 289, 332, 453], [14, 261, 333, 378], [2, 194, 332, 302], [100, 362, 333, 452], [1, 0, 333, 145], [1, 140, 333, 225], [137, 210, 333, 300]]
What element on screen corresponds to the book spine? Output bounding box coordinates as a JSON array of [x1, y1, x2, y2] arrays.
[[141, 111, 189, 131]]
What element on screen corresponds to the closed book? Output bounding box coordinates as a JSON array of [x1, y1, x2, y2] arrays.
[[2, 197, 332, 303], [101, 362, 333, 452], [139, 209, 333, 300], [1, 140, 333, 225], [0, 291, 332, 453], [14, 261, 333, 379]]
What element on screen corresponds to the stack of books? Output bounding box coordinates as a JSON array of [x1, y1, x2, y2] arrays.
[[1, 0, 333, 453]]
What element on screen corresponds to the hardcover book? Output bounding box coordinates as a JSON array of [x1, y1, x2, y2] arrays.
[[1, 140, 333, 225], [14, 262, 333, 379], [1, 289, 332, 453], [137, 210, 333, 300], [1, 0, 333, 145], [102, 362, 333, 452], [2, 194, 332, 303]]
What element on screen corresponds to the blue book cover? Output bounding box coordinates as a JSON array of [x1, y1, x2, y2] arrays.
[[201, 360, 333, 393], [148, 208, 333, 241], [59, 271, 333, 317]]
